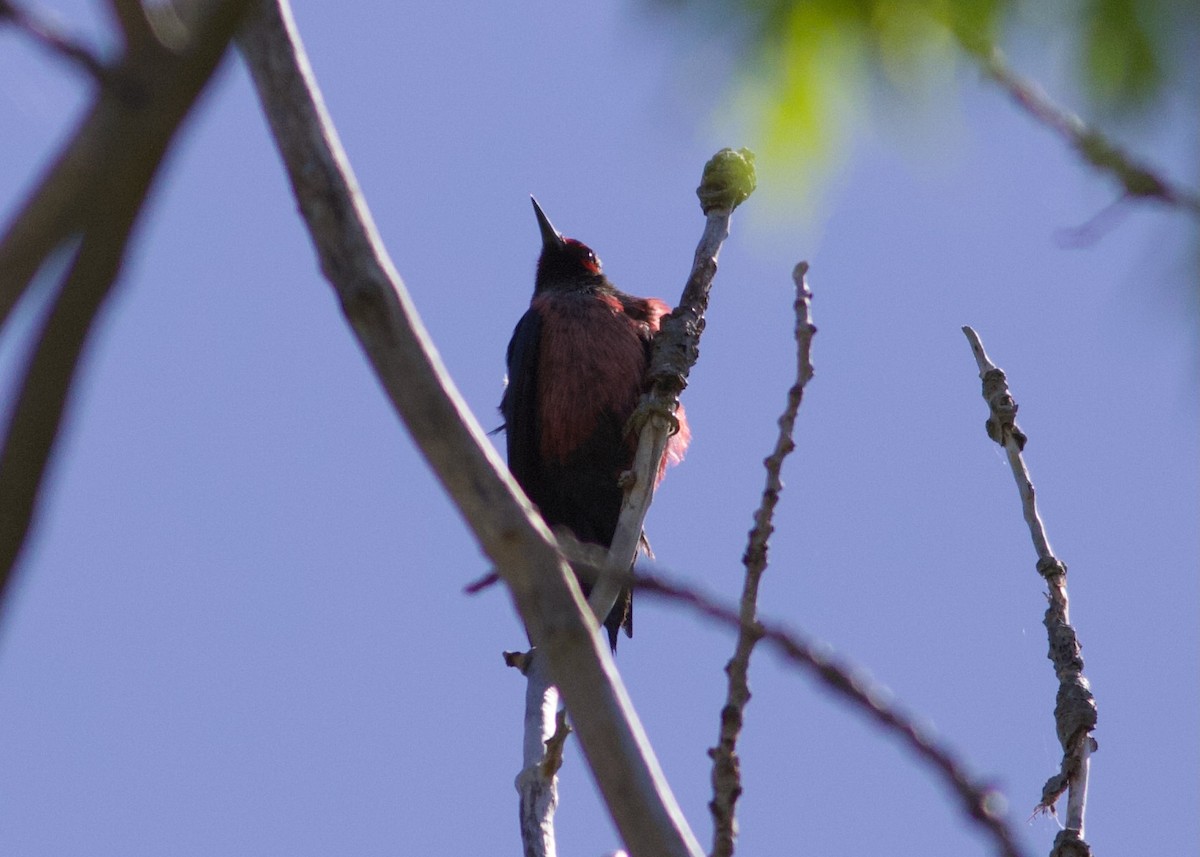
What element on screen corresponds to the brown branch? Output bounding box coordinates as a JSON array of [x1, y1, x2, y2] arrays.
[[961, 327, 1097, 857], [632, 571, 1032, 857], [709, 261, 814, 857], [0, 0, 252, 620], [0, 0, 108, 80], [954, 30, 1200, 217], [105, 0, 150, 43], [236, 4, 710, 855]]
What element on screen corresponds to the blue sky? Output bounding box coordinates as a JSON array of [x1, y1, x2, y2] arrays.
[[1, 3, 1196, 856]]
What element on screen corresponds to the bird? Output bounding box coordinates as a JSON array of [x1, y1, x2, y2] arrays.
[[500, 197, 690, 650]]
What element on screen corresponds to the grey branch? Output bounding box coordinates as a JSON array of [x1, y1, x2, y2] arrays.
[[955, 31, 1200, 217], [961, 327, 1097, 857], [633, 571, 1032, 857], [590, 147, 756, 624], [513, 650, 562, 857], [236, 3, 705, 855], [0, 0, 251, 619], [709, 261, 814, 857]]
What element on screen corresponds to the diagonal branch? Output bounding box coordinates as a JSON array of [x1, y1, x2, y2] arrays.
[[962, 327, 1097, 857], [0, 0, 252, 620], [236, 4, 705, 855], [954, 30, 1200, 217], [709, 261, 814, 857], [0, 0, 108, 80], [105, 0, 157, 49], [631, 570, 1032, 857]]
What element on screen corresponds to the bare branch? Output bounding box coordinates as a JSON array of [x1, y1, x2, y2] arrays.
[[961, 327, 1097, 857], [0, 0, 108, 80], [633, 570, 1032, 857], [0, 0, 252, 618], [236, 4, 706, 855], [590, 148, 757, 623], [516, 651, 562, 857], [710, 261, 814, 857], [954, 31, 1200, 217]]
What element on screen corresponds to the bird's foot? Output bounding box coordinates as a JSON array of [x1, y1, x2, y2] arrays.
[[624, 396, 681, 440]]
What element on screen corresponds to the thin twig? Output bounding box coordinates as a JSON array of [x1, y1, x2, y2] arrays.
[[0, 0, 109, 80], [709, 261, 814, 857], [961, 327, 1097, 857], [632, 570, 1032, 857], [954, 30, 1200, 217], [237, 4, 706, 855], [0, 0, 251, 620], [589, 148, 757, 624]]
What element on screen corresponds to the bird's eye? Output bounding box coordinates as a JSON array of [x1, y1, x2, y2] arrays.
[[584, 252, 601, 274]]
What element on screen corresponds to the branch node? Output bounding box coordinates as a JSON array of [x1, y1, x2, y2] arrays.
[[979, 367, 1027, 450], [1036, 557, 1067, 581], [1048, 828, 1093, 857], [503, 649, 533, 674], [540, 707, 572, 778]]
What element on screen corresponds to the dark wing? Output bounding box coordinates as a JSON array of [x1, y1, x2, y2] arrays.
[[500, 303, 633, 651], [500, 307, 542, 487]]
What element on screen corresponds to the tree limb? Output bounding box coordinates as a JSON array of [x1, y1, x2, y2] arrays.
[[105, 0, 156, 49], [505, 649, 563, 857], [709, 261, 814, 857], [236, 4, 705, 854], [954, 30, 1200, 217], [962, 327, 1097, 857], [0, 0, 108, 80], [589, 148, 757, 624], [0, 0, 252, 620]]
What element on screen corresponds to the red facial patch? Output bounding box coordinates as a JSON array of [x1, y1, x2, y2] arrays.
[[562, 238, 602, 275]]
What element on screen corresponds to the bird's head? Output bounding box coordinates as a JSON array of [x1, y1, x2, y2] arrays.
[[531, 196, 605, 293]]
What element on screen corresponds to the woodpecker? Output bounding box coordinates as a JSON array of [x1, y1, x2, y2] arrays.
[[500, 197, 689, 650]]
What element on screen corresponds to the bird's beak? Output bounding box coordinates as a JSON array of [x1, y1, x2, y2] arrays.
[[530, 196, 565, 252]]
